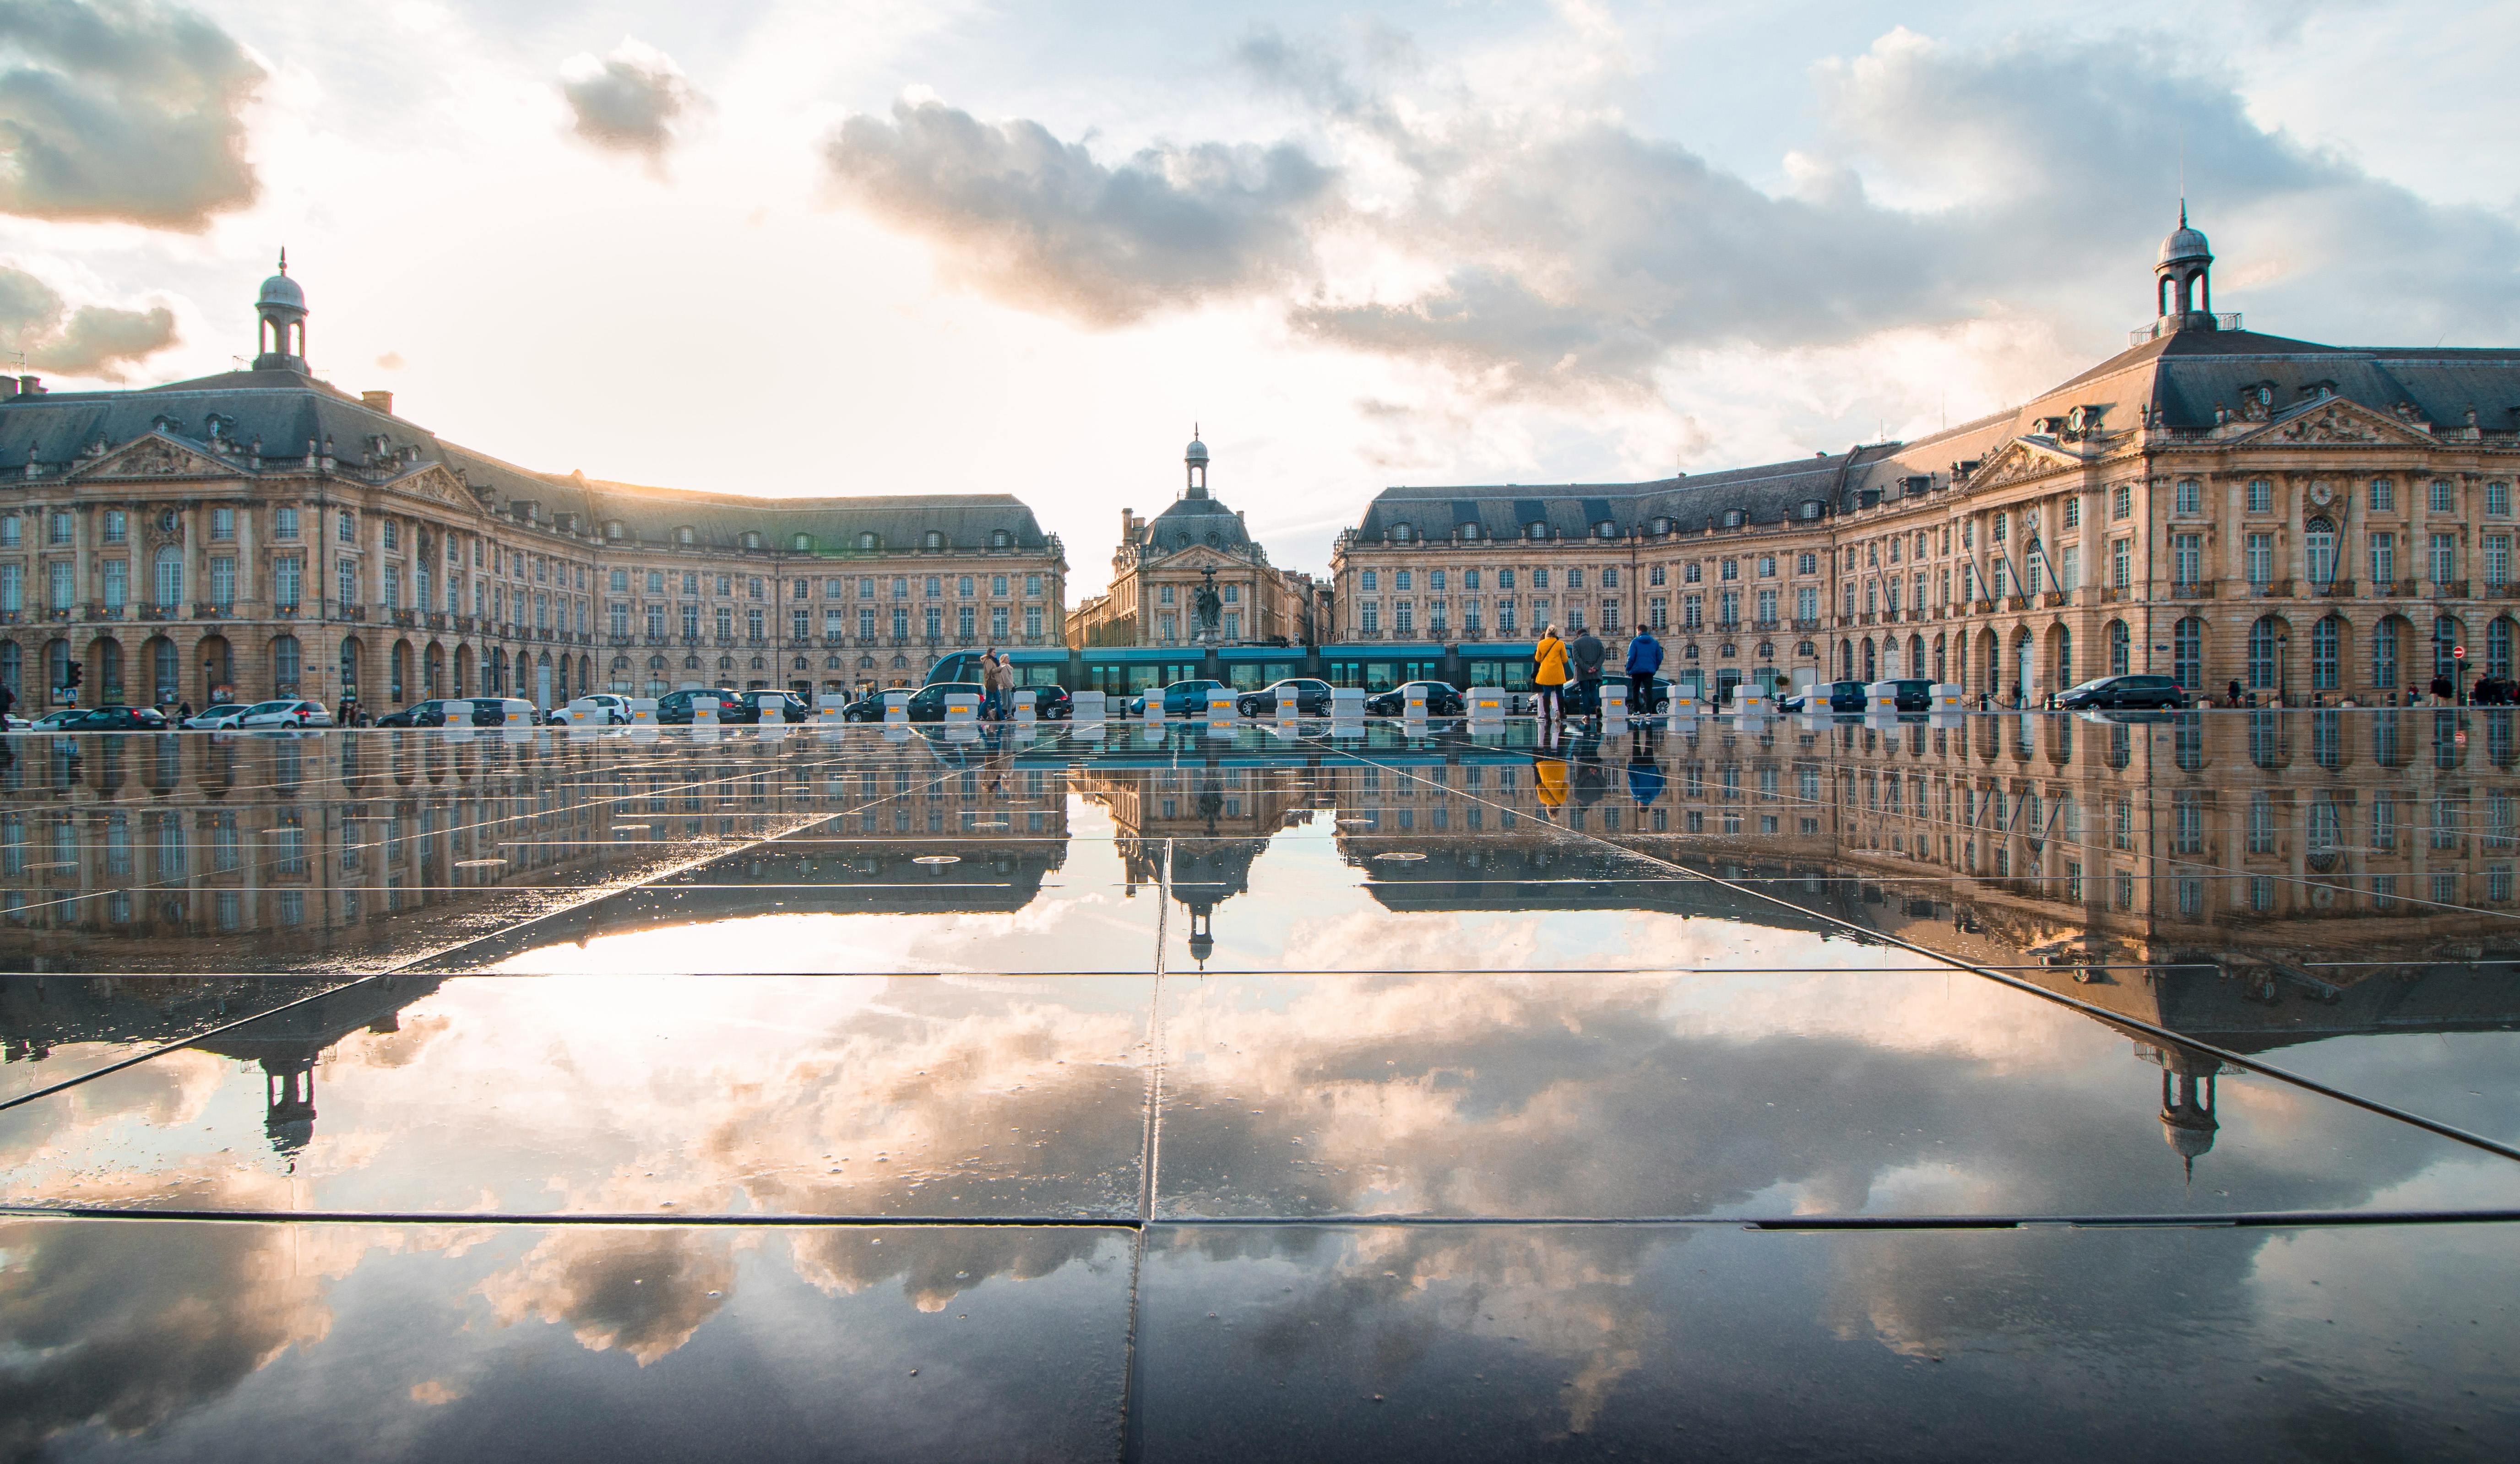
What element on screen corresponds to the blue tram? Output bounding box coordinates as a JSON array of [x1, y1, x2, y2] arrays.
[[930, 640, 1784, 704]]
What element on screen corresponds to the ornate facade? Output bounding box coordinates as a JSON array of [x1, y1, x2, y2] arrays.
[[1066, 436, 1319, 648], [1333, 215, 2520, 706], [0, 264, 1067, 712]]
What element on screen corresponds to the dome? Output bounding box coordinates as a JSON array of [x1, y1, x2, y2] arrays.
[[258, 262, 305, 314], [1185, 437, 1209, 464], [2157, 221, 2210, 268], [1141, 494, 1250, 554]]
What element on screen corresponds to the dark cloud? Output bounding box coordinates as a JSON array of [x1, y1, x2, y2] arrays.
[[558, 38, 701, 172], [820, 98, 1336, 326], [0, 0, 262, 229], [0, 261, 175, 378]]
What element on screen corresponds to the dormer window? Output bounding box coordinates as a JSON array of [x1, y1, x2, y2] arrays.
[[989, 529, 1012, 549], [1800, 500, 1823, 521], [1721, 509, 1745, 529], [1390, 522, 1412, 542], [1525, 521, 1547, 541], [740, 531, 763, 550], [1651, 517, 1672, 535], [858, 531, 880, 551], [1594, 520, 1617, 539], [674, 526, 695, 546], [604, 520, 624, 542], [792, 533, 812, 551], [923, 530, 945, 550], [1458, 522, 1480, 542]]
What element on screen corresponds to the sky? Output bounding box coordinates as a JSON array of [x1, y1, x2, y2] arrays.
[[0, 0, 2514, 596]]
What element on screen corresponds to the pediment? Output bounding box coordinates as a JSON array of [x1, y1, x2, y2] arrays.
[[390, 465, 484, 510], [2230, 396, 2438, 448], [71, 431, 241, 481], [1967, 438, 2087, 492]]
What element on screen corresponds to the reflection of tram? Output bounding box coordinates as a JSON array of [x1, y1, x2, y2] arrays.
[[930, 643, 1789, 702]]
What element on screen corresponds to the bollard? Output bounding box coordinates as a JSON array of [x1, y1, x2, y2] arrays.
[[1401, 687, 1428, 721], [1667, 690, 1700, 719], [629, 697, 658, 727], [1466, 686, 1505, 721], [565, 699, 597, 736], [815, 694, 846, 727], [944, 692, 979, 724], [1071, 689, 1107, 727], [692, 696, 718, 727], [1734, 686, 1769, 716], [882, 689, 911, 724], [1273, 689, 1301, 727], [1931, 683, 1966, 713], [1866, 680, 1901, 716], [1601, 684, 1629, 723], [1012, 689, 1037, 722]]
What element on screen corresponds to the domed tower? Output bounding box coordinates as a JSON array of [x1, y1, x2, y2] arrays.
[[2154, 205, 2215, 331], [254, 249, 309, 371], [1184, 429, 1210, 499]]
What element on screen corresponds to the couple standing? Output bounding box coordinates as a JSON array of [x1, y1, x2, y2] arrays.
[[1533, 625, 1662, 721], [976, 648, 1018, 720]]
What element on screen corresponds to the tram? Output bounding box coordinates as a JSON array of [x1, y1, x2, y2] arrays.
[[929, 642, 1794, 704]]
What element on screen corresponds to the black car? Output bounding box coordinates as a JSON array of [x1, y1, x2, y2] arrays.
[[737, 689, 811, 724], [1238, 678, 1333, 717], [1363, 680, 1467, 716], [1561, 676, 1675, 715], [1129, 679, 1228, 718], [50, 705, 170, 732], [1781, 679, 1870, 714], [374, 698, 458, 728], [1020, 683, 1074, 719], [902, 682, 987, 722], [841, 689, 893, 722], [656, 688, 742, 725], [2058, 673, 2187, 710]]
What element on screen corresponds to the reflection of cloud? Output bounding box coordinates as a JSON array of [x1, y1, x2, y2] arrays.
[[0, 1179, 363, 1458], [787, 1226, 1110, 1315], [483, 1228, 737, 1366]]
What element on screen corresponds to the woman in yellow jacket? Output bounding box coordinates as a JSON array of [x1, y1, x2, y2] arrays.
[[1533, 626, 1569, 722]]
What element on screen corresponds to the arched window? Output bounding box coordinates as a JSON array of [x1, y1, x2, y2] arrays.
[[2436, 615, 2462, 680], [339, 637, 360, 696], [0, 641, 18, 695], [2248, 616, 2282, 689], [990, 529, 1011, 549], [923, 530, 945, 550], [2172, 617, 2204, 690], [2107, 619, 2130, 677], [1526, 521, 1547, 541], [674, 526, 695, 546], [858, 532, 879, 551], [45, 639, 68, 693], [2304, 517, 2338, 585], [2024, 537, 2047, 594], [2311, 616, 2341, 690], [272, 634, 300, 694], [2492, 618, 2515, 678], [2055, 625, 2071, 688], [1390, 523, 1412, 542], [153, 548, 183, 609], [2373, 620, 2401, 690]]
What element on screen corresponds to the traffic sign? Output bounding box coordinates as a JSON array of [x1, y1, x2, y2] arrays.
[[2455, 646, 2468, 660]]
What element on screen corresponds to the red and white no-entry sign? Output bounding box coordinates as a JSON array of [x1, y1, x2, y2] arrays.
[[2455, 646, 2468, 660]]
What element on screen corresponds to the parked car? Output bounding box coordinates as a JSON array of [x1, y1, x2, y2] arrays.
[[1237, 678, 1333, 717], [841, 689, 894, 722], [51, 705, 171, 732], [1127, 679, 1228, 718], [1363, 680, 1467, 716], [375, 699, 461, 728], [27, 708, 86, 730], [462, 697, 539, 727], [2058, 673, 2187, 711], [1016, 683, 1074, 719], [182, 701, 253, 730], [236, 699, 333, 729], [655, 688, 741, 725], [737, 689, 812, 724], [902, 682, 987, 722], [1560, 676, 1677, 715], [1781, 680, 1869, 714], [542, 692, 634, 726]]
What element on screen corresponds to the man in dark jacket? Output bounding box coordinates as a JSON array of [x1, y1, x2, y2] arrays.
[[1571, 627, 1606, 720], [1624, 629, 1662, 715]]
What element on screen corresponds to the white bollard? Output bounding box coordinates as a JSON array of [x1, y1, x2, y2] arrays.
[[1274, 692, 1300, 728], [629, 697, 658, 727], [1401, 686, 1428, 721], [882, 689, 911, 724], [944, 692, 979, 724], [1931, 683, 1966, 713], [815, 694, 846, 727], [1667, 689, 1700, 719], [565, 698, 597, 736], [1602, 683, 1629, 723], [692, 696, 718, 727], [1331, 686, 1366, 719], [1466, 686, 1506, 721], [1734, 686, 1769, 716], [1207, 690, 1237, 721], [1866, 680, 1901, 716], [1071, 689, 1107, 727], [1012, 689, 1037, 722]]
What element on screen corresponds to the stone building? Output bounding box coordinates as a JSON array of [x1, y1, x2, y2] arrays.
[[0, 262, 1065, 713], [1333, 213, 2520, 706], [1066, 435, 1316, 648]]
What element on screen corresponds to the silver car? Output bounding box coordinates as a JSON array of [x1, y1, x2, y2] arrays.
[[236, 699, 334, 729]]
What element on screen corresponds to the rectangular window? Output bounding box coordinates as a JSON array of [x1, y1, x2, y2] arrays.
[[2112, 538, 2130, 589], [104, 509, 128, 543], [46, 511, 69, 545], [2113, 484, 2132, 520], [891, 607, 908, 638], [2432, 532, 2457, 584], [2245, 532, 2273, 584], [2371, 531, 2397, 585], [793, 609, 809, 640], [2175, 480, 2200, 515], [1396, 569, 1413, 591], [209, 556, 235, 607], [2058, 545, 2079, 591], [1360, 569, 1377, 591], [2371, 477, 2396, 512], [2246, 479, 2271, 514], [1649, 564, 1666, 587], [47, 561, 71, 611], [2430, 479, 2455, 513], [1360, 602, 1379, 634], [104, 558, 130, 611], [1796, 586, 1817, 621], [2489, 535, 2512, 588], [1718, 590, 1739, 626], [610, 603, 629, 636], [860, 609, 876, 639], [822, 608, 842, 639], [1532, 569, 1548, 590], [2491, 481, 2513, 517], [1394, 601, 1415, 634], [1756, 588, 1776, 623], [1025, 606, 1043, 638], [2063, 497, 2080, 529], [715, 606, 732, 637], [1499, 569, 1515, 590], [749, 607, 766, 640], [2173, 533, 2203, 585]]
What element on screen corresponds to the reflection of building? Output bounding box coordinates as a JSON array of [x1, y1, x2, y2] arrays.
[[1332, 214, 2520, 710], [1072, 752, 1316, 966], [1067, 436, 1319, 649], [0, 262, 1065, 712]]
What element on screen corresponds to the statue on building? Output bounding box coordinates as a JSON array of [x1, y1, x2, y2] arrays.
[[1194, 568, 1223, 641]]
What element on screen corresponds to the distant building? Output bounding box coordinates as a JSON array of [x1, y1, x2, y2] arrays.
[[0, 260, 1066, 710], [1332, 212, 2520, 706], [1067, 435, 1316, 648]]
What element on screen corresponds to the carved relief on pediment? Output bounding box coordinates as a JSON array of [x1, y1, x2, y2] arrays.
[[2239, 398, 2433, 448], [1966, 439, 2078, 492], [77, 434, 232, 481]]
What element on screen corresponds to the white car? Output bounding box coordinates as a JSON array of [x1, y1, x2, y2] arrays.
[[466, 697, 538, 727], [184, 701, 253, 730], [544, 693, 631, 726], [236, 699, 334, 729]]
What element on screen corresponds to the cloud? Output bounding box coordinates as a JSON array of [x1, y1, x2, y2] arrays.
[[0, 261, 176, 378], [0, 0, 263, 229], [557, 37, 702, 172], [820, 98, 1336, 326]]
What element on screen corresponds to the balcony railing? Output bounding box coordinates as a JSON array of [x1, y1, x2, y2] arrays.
[[2248, 579, 2292, 598], [2169, 582, 2216, 600], [2310, 579, 2357, 597]]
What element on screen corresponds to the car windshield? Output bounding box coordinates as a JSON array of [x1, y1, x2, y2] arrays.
[[245, 701, 290, 714], [2068, 677, 2116, 693]]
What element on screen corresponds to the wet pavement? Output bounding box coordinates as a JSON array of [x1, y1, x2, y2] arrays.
[[2, 710, 2516, 1460]]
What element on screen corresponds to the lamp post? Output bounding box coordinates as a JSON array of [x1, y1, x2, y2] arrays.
[[2276, 632, 2289, 708]]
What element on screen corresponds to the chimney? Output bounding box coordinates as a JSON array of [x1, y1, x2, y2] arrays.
[[0, 378, 17, 401], [361, 390, 394, 414], [16, 375, 39, 396]]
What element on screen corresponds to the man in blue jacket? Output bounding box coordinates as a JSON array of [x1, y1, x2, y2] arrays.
[[1624, 628, 1663, 716]]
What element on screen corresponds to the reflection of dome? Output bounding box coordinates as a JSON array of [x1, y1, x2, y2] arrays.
[[2157, 1065, 2218, 1181]]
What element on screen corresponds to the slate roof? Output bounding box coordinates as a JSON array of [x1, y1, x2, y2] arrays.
[[1140, 492, 1256, 555], [1356, 449, 1881, 538], [0, 366, 1056, 556]]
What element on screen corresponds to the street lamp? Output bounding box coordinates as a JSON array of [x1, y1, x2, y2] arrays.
[[2276, 632, 2289, 708]]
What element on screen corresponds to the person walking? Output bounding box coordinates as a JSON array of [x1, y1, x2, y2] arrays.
[[1534, 626, 1568, 722], [1571, 625, 1606, 721], [1624, 628, 1662, 716], [988, 650, 1017, 721], [978, 649, 1005, 721]]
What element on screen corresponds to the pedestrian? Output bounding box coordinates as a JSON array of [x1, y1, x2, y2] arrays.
[[978, 649, 1004, 721], [1534, 625, 1568, 722], [177, 699, 194, 722], [991, 651, 1017, 721], [1571, 624, 1606, 721], [2227, 678, 2244, 710], [0, 679, 15, 727], [1624, 627, 1662, 716]]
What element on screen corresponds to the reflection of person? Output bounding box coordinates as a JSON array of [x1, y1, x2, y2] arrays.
[[1532, 748, 1568, 809], [1534, 627, 1567, 722], [1626, 742, 1664, 805]]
